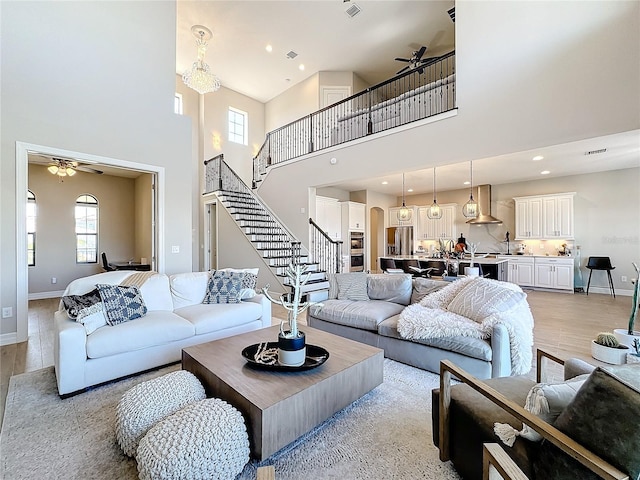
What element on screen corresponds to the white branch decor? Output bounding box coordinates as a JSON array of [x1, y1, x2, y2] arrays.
[[262, 263, 320, 339]]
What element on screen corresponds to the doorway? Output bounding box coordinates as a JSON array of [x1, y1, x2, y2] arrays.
[[369, 207, 385, 273], [203, 198, 218, 270], [15, 141, 165, 343]]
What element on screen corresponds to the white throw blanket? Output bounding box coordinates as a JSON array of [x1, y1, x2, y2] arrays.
[[398, 277, 534, 375]]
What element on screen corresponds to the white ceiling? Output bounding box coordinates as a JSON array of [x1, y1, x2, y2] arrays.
[[176, 0, 455, 103], [175, 1, 639, 197]]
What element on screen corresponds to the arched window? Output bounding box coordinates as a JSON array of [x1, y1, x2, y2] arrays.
[[75, 194, 98, 263], [27, 190, 36, 266]]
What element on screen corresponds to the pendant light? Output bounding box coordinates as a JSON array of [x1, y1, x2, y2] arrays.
[[397, 173, 412, 223], [427, 167, 442, 219], [462, 160, 478, 218]]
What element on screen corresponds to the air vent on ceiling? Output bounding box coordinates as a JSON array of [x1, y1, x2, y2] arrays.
[[285, 50, 298, 60], [345, 3, 361, 18], [448, 7, 455, 22], [585, 148, 607, 155]]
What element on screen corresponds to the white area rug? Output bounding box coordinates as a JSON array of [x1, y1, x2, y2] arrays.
[[1, 360, 460, 480]]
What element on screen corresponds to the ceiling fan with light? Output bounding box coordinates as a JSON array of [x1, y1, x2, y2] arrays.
[[31, 154, 104, 179], [394, 46, 440, 75]]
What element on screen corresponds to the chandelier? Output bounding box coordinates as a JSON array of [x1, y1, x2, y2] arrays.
[[47, 158, 76, 178], [397, 173, 413, 223], [462, 160, 478, 218], [182, 25, 221, 94], [427, 167, 442, 219]]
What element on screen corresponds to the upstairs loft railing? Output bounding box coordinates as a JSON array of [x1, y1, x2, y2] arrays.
[[309, 218, 343, 275], [252, 51, 456, 187], [205, 153, 303, 265]]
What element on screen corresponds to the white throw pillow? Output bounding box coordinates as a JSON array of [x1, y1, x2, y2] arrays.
[[447, 278, 525, 323], [494, 374, 589, 446], [76, 302, 108, 335]]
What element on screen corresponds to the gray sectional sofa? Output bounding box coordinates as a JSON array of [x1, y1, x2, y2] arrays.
[[308, 273, 533, 379]]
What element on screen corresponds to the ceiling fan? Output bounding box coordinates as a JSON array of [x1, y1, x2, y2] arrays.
[[31, 155, 104, 177], [394, 46, 440, 75]]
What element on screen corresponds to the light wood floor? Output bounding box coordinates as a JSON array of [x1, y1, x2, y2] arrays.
[[0, 290, 631, 428]]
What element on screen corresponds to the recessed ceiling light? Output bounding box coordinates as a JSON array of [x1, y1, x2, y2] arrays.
[[298, 64, 305, 71], [463, 181, 470, 185], [532, 155, 544, 161], [265, 44, 273, 53], [407, 188, 414, 192], [541, 170, 550, 175], [381, 181, 388, 185]]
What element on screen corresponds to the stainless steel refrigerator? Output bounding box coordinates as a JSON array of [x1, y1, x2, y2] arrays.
[[387, 226, 413, 256]]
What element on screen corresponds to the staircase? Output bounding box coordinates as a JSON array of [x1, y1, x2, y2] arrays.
[[205, 155, 331, 301]]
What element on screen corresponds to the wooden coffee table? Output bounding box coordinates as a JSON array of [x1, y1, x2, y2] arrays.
[[182, 325, 384, 460]]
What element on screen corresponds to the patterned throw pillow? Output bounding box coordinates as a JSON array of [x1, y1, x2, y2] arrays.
[[203, 271, 245, 304], [62, 289, 102, 319], [96, 284, 148, 326], [216, 268, 258, 299]]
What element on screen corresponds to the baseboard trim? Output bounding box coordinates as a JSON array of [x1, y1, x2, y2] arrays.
[[0, 332, 18, 346], [586, 286, 633, 297], [28, 290, 64, 300]]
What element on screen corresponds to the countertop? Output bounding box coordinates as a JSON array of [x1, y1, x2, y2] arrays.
[[380, 255, 508, 265]]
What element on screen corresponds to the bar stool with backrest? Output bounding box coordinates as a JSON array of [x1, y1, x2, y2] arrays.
[[380, 258, 396, 273], [585, 256, 615, 298]]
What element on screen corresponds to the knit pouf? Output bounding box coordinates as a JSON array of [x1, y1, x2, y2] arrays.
[[136, 398, 250, 480], [115, 370, 206, 457]]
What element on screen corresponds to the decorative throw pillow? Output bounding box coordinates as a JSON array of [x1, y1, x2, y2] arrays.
[[419, 276, 476, 309], [327, 274, 339, 299], [493, 374, 588, 447], [203, 271, 245, 304], [336, 272, 369, 301], [447, 278, 525, 323], [410, 278, 447, 304], [533, 365, 640, 480], [76, 302, 108, 334], [62, 289, 102, 319], [96, 284, 147, 326], [215, 268, 258, 299]]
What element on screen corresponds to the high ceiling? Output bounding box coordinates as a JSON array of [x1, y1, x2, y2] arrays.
[[176, 0, 455, 103], [175, 1, 638, 196]]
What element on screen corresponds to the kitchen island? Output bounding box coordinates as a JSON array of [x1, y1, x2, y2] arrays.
[[379, 255, 509, 281]]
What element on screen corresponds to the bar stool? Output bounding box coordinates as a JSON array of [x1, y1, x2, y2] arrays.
[[380, 258, 396, 273], [586, 256, 615, 298]]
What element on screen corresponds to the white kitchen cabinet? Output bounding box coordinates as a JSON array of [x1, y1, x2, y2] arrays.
[[498, 256, 535, 286], [342, 201, 365, 232], [514, 193, 575, 240], [514, 197, 543, 239], [416, 204, 456, 240], [315, 196, 342, 240], [534, 257, 574, 291], [389, 206, 416, 227], [542, 194, 574, 239]]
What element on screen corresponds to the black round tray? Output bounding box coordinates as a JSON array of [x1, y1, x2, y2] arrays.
[[241, 342, 329, 371]]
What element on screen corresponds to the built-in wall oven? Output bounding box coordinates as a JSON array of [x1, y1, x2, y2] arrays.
[[349, 232, 365, 272]]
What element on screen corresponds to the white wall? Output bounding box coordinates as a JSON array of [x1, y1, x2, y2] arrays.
[[1, 1, 192, 340], [265, 73, 320, 132], [256, 0, 639, 272]]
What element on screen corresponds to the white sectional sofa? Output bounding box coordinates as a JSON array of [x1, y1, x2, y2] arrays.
[[54, 270, 271, 396]]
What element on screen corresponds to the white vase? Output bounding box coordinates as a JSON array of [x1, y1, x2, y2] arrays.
[[464, 267, 480, 277], [613, 328, 640, 349], [591, 340, 629, 365]]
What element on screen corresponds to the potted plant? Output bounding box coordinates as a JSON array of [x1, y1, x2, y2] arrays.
[[464, 242, 480, 277], [262, 263, 317, 367], [614, 262, 639, 348], [627, 338, 640, 364], [591, 332, 629, 365]]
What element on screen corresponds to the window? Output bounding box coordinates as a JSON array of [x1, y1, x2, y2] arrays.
[[228, 107, 248, 145], [174, 93, 183, 115], [27, 190, 36, 266], [75, 194, 98, 264]]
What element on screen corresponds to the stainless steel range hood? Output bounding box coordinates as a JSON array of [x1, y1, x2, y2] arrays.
[[466, 184, 503, 224]]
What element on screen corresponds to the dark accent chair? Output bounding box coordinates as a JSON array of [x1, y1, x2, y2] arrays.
[[586, 256, 616, 297], [432, 350, 639, 480], [101, 252, 115, 272]]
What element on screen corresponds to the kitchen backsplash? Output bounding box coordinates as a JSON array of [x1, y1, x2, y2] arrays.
[[416, 239, 576, 256]]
